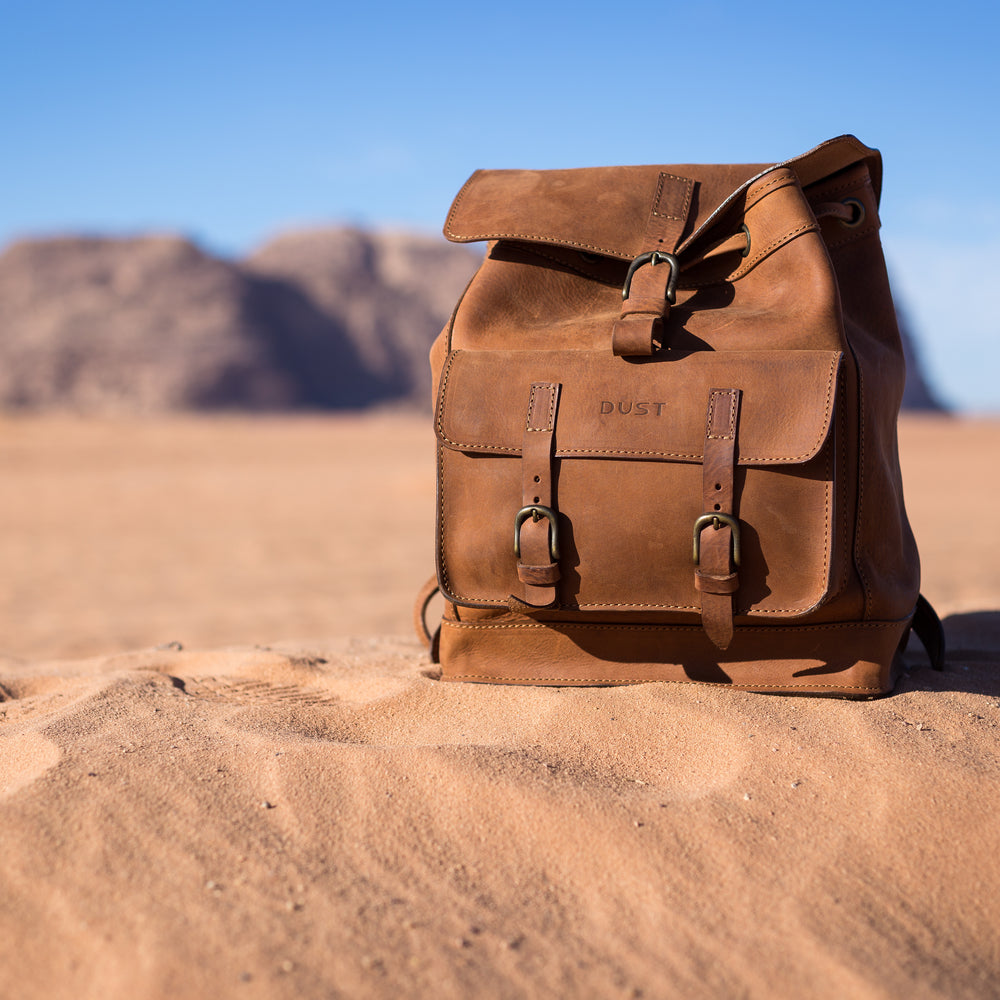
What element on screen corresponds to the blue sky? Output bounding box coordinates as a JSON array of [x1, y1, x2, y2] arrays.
[[2, 0, 997, 411]]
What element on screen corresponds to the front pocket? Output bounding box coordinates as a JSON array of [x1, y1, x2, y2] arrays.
[[436, 348, 843, 619]]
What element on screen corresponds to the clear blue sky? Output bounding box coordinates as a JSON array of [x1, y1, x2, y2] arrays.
[[2, 0, 997, 411]]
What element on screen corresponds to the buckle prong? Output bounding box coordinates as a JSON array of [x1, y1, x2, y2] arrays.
[[692, 512, 741, 567], [622, 251, 680, 304]]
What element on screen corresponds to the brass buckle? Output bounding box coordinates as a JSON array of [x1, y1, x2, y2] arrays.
[[514, 505, 560, 561], [622, 251, 679, 304], [692, 513, 741, 567]]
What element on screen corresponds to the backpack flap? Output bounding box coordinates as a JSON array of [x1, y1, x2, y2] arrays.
[[444, 135, 881, 261], [435, 348, 844, 628]]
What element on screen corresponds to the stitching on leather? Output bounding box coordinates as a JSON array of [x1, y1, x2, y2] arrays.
[[745, 171, 796, 204], [444, 175, 630, 256], [680, 221, 818, 291], [437, 356, 838, 463], [448, 233, 626, 256], [443, 672, 884, 691], [652, 172, 693, 223], [437, 440, 451, 596], [442, 619, 901, 634], [437, 356, 839, 608], [437, 351, 520, 454], [706, 389, 737, 440], [526, 382, 557, 433], [729, 222, 818, 280], [525, 383, 539, 433]]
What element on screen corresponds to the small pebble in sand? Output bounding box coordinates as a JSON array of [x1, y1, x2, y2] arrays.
[[743, 793, 752, 801], [261, 800, 275, 809], [280, 960, 294, 973], [791, 782, 801, 789]]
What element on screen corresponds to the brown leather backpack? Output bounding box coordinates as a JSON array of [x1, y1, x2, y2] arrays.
[[416, 135, 944, 695]]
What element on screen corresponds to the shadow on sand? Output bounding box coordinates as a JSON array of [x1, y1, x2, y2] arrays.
[[899, 611, 1000, 697]]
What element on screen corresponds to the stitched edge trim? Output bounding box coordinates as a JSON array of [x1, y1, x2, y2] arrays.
[[442, 675, 884, 692], [439, 617, 907, 692], [436, 353, 839, 464]]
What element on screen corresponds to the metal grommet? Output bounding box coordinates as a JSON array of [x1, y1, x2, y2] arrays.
[[740, 223, 751, 258], [840, 198, 866, 228]]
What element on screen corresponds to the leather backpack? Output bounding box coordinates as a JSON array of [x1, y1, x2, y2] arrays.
[[415, 135, 944, 695]]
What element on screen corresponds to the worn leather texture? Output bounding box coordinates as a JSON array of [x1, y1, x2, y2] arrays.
[[425, 135, 925, 695]]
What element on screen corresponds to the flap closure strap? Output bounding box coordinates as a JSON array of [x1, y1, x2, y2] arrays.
[[613, 250, 681, 357], [511, 382, 562, 611], [695, 388, 742, 650], [612, 173, 692, 358]]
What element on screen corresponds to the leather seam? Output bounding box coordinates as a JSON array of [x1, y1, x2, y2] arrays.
[[728, 222, 818, 281], [442, 619, 903, 633], [445, 175, 630, 256], [744, 171, 797, 205], [437, 356, 838, 464], [443, 674, 884, 691]]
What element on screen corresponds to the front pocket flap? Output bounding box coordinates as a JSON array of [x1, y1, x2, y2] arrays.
[[437, 349, 842, 466]]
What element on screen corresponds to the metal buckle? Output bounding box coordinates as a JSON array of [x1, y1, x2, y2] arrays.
[[622, 251, 679, 304], [514, 505, 560, 561], [692, 513, 741, 567]]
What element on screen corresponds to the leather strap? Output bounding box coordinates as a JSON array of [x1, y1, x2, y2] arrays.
[[612, 172, 693, 356], [413, 575, 441, 662], [696, 388, 742, 650], [612, 262, 674, 356], [515, 382, 561, 608]]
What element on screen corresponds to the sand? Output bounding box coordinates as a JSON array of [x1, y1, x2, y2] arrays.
[[1, 412, 998, 999]]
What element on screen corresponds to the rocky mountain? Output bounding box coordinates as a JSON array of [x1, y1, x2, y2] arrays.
[[0, 230, 940, 412], [0, 230, 481, 413]]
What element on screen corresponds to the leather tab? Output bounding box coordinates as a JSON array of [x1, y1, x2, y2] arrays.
[[697, 388, 742, 649], [646, 172, 695, 253], [516, 382, 561, 608], [612, 314, 661, 357], [695, 570, 739, 595]]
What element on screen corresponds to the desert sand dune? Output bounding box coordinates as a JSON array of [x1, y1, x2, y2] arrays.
[[1, 413, 998, 999]]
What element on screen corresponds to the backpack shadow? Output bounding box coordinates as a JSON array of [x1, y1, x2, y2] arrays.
[[897, 610, 1000, 697]]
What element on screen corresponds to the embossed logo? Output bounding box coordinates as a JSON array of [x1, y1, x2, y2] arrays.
[[600, 401, 667, 416]]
